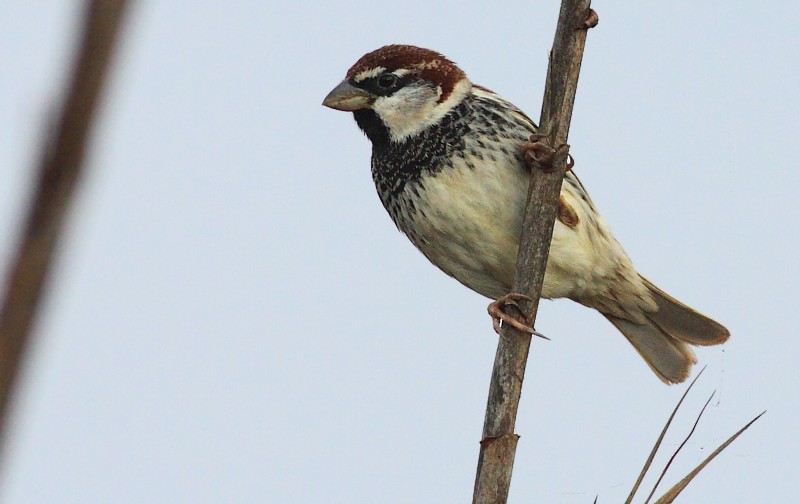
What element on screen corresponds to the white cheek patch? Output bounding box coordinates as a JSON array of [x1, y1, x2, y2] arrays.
[[372, 85, 440, 142], [373, 79, 472, 143]]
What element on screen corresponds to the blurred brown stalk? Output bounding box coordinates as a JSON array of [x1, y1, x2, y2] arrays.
[[0, 0, 128, 455]]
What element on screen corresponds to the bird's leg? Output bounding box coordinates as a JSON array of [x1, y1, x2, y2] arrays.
[[487, 293, 549, 339]]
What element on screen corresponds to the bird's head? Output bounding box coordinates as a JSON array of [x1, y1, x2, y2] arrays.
[[322, 45, 472, 144]]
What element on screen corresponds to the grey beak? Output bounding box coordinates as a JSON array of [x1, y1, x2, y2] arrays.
[[322, 80, 372, 111]]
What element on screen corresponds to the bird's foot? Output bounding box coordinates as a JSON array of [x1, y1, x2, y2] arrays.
[[522, 134, 572, 173], [583, 9, 599, 29], [487, 293, 549, 339]]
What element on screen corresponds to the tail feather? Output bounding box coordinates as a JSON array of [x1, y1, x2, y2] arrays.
[[603, 277, 729, 384], [604, 315, 696, 384], [640, 277, 730, 346]]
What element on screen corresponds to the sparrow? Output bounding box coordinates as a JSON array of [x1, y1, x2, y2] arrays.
[[322, 44, 729, 384]]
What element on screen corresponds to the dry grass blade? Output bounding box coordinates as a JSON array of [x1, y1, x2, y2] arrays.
[[624, 368, 705, 504], [653, 411, 765, 504], [643, 392, 716, 504]]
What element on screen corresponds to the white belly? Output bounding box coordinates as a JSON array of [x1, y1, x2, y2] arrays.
[[399, 157, 595, 301], [388, 144, 635, 300]]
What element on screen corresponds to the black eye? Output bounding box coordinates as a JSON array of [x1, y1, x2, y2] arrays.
[[377, 73, 398, 89]]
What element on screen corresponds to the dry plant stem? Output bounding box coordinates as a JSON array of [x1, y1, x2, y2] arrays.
[[0, 0, 128, 447], [471, 1, 596, 503]]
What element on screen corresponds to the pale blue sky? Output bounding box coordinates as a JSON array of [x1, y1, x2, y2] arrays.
[[1, 1, 798, 502]]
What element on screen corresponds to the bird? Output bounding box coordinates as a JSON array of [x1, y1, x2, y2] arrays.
[[322, 44, 729, 384]]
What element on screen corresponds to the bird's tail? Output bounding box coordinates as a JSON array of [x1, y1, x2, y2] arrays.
[[604, 277, 730, 384]]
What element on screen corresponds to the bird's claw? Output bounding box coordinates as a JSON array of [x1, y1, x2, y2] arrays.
[[487, 293, 550, 339], [566, 153, 575, 171]]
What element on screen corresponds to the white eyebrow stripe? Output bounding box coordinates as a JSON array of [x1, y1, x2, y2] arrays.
[[352, 66, 386, 82]]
